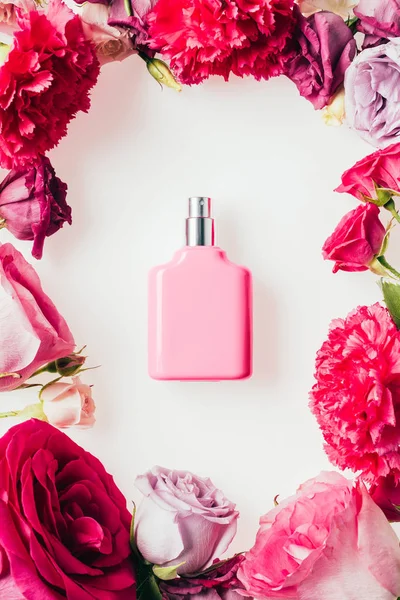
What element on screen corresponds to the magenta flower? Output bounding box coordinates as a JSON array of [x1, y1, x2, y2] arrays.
[[0, 156, 71, 259], [322, 203, 385, 273], [284, 6, 356, 109], [0, 419, 136, 598]]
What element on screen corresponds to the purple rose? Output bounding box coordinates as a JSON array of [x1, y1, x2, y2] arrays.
[[345, 40, 400, 147], [160, 556, 253, 600], [134, 467, 239, 575], [284, 6, 356, 110], [0, 156, 71, 259], [355, 0, 400, 40]]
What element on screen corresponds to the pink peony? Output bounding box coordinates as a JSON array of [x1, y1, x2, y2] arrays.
[[135, 466, 239, 575], [0, 1, 100, 169], [41, 376, 96, 428], [322, 203, 385, 273], [145, 0, 296, 85], [369, 474, 400, 522], [336, 142, 400, 201], [0, 242, 75, 391], [284, 6, 356, 110], [0, 156, 71, 259], [310, 303, 400, 481], [0, 419, 136, 598], [237, 472, 400, 600]]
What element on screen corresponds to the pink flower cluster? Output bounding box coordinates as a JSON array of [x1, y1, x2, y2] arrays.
[[0, 437, 399, 600], [313, 142, 400, 523]]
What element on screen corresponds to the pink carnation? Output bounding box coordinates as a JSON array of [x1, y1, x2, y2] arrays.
[[0, 1, 100, 169], [146, 0, 295, 85], [310, 303, 400, 482]]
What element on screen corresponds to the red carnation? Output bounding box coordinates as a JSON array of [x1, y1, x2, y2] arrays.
[[0, 1, 100, 169], [146, 0, 295, 85], [310, 303, 400, 482]]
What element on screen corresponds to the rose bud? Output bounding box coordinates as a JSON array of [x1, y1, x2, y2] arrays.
[[369, 475, 400, 522], [322, 203, 385, 273], [0, 156, 71, 259], [41, 377, 95, 429], [46, 351, 87, 377], [135, 466, 238, 575], [145, 57, 182, 91]]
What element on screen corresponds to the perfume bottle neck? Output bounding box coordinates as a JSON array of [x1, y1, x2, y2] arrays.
[[185, 197, 215, 246]]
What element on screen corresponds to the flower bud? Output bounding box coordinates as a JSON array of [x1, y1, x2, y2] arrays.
[[146, 58, 182, 91], [322, 88, 345, 126], [48, 352, 86, 377]]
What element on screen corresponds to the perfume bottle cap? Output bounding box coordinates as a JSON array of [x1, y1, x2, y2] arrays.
[[189, 197, 211, 218], [186, 197, 215, 246]]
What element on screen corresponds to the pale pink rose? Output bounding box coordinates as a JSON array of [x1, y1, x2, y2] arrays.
[[80, 3, 135, 65], [238, 472, 400, 600], [297, 0, 356, 18], [135, 467, 239, 575], [41, 376, 95, 428]]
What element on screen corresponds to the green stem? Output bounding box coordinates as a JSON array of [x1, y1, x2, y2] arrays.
[[29, 363, 52, 378], [124, 0, 133, 16], [138, 50, 151, 64], [377, 255, 400, 279], [0, 410, 19, 418], [385, 199, 400, 224]]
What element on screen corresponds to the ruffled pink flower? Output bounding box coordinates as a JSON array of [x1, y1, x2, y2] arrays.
[[310, 303, 400, 482], [0, 156, 71, 259], [0, 0, 35, 34], [237, 472, 400, 599], [146, 0, 296, 85], [0, 1, 100, 169]]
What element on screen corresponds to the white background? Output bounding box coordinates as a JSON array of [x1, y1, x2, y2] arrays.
[[0, 56, 396, 553]]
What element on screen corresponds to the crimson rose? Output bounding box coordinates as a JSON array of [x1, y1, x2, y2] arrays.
[[0, 419, 136, 599]]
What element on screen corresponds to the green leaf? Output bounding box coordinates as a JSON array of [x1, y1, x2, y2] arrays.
[[153, 562, 186, 581], [381, 280, 400, 328]]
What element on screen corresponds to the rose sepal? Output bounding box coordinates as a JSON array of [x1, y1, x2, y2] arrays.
[[153, 562, 186, 581], [381, 279, 400, 328]]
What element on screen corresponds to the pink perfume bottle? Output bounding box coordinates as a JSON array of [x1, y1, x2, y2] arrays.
[[148, 197, 252, 381]]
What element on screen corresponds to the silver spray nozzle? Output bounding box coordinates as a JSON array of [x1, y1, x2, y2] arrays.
[[186, 197, 215, 246]]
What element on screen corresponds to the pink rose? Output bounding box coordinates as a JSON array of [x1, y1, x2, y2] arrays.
[[355, 0, 400, 41], [0, 419, 136, 598], [135, 467, 239, 575], [0, 243, 75, 391], [322, 203, 385, 272], [369, 475, 400, 522], [0, 156, 71, 259], [336, 143, 400, 201], [41, 376, 96, 428], [238, 472, 400, 600], [80, 3, 135, 65]]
